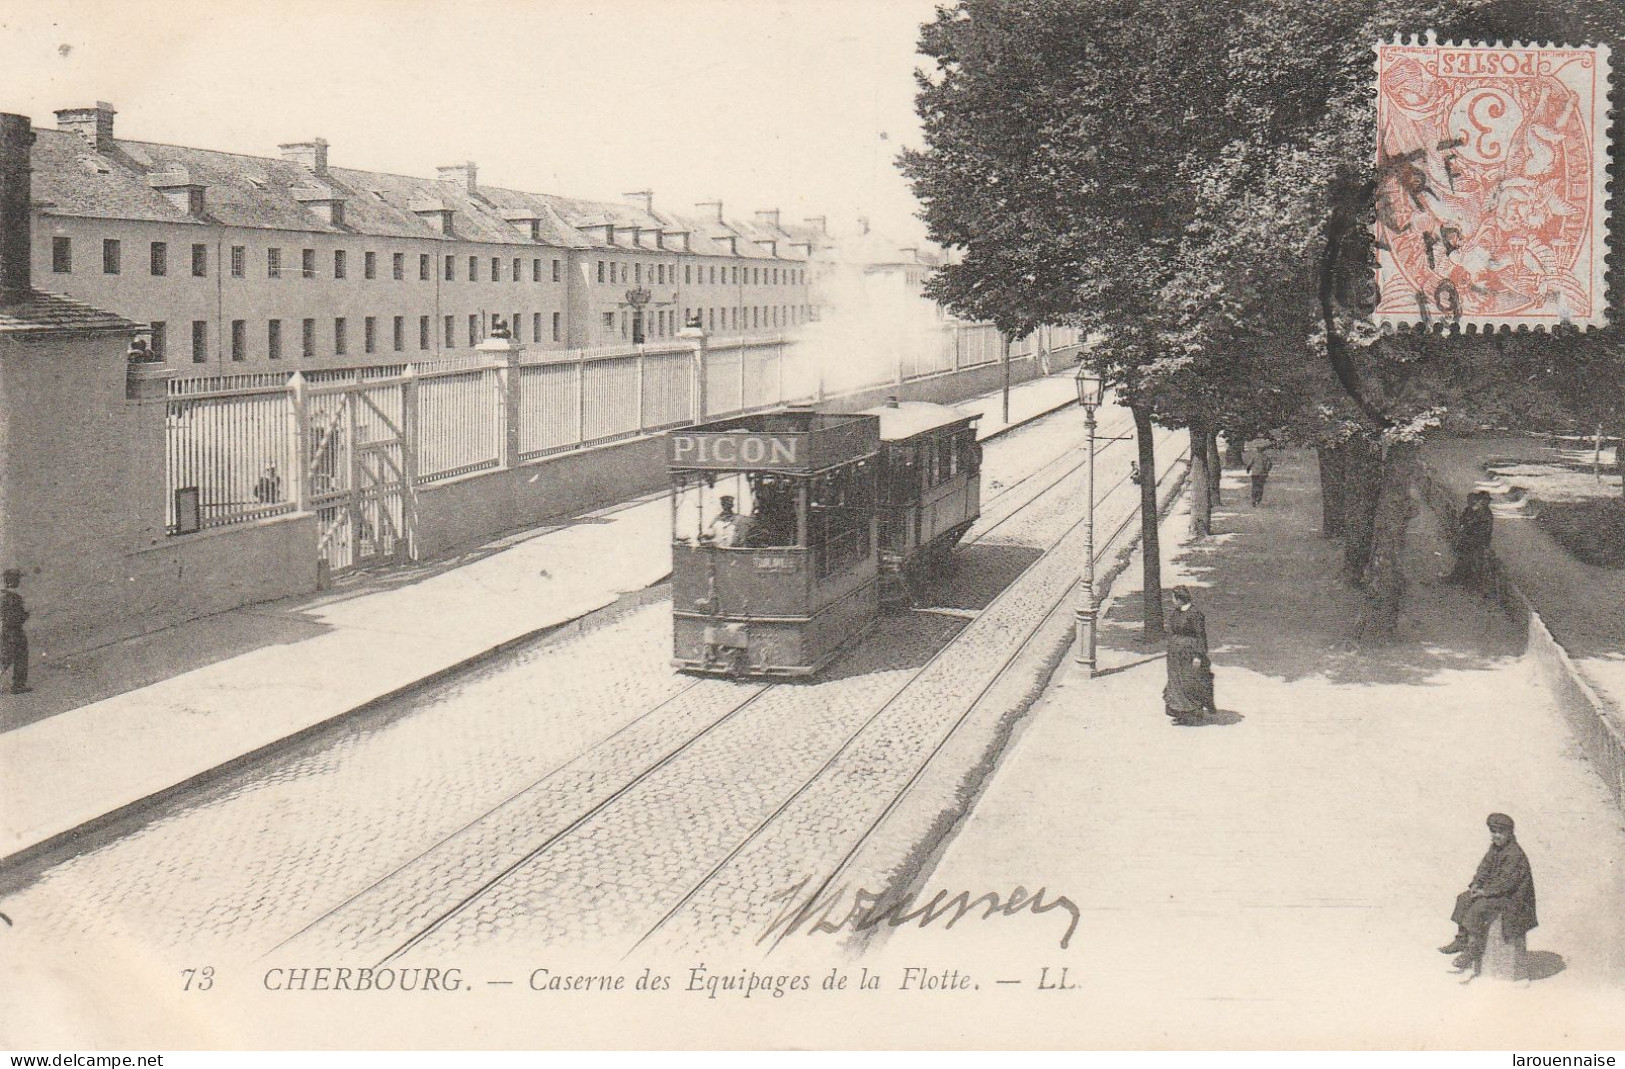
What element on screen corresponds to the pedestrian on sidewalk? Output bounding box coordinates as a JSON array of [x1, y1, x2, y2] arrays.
[[1246, 441, 1276, 506], [1439, 813, 1537, 975], [1445, 491, 1494, 588], [2, 569, 31, 694], [1163, 586, 1216, 724]]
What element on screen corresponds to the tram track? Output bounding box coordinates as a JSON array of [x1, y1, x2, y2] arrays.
[[268, 404, 1156, 963], [627, 435, 1190, 957]]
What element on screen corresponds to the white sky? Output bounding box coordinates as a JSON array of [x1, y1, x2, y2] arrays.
[[0, 0, 940, 242]]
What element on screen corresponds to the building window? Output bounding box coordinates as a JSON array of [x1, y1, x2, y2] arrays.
[[302, 318, 315, 358], [302, 248, 316, 279], [420, 254, 430, 281], [657, 264, 666, 284], [513, 257, 521, 282], [231, 319, 246, 362], [191, 320, 207, 363], [468, 314, 478, 347], [684, 264, 691, 285], [51, 236, 70, 273], [393, 316, 404, 352], [419, 315, 430, 350], [597, 260, 605, 283], [267, 247, 282, 278], [552, 311, 561, 342], [534, 312, 543, 342], [635, 263, 642, 284], [334, 317, 348, 355], [490, 256, 500, 282], [364, 251, 377, 280], [444, 315, 454, 348], [150, 320, 166, 358], [393, 252, 405, 280], [231, 245, 245, 278], [621, 310, 629, 338], [710, 266, 717, 284], [191, 243, 207, 277], [268, 319, 282, 360], [445, 255, 454, 281], [468, 255, 478, 281], [552, 258, 561, 282], [150, 241, 167, 276], [708, 308, 716, 332], [513, 311, 522, 341], [602, 311, 614, 331], [334, 249, 348, 279], [364, 316, 376, 354]]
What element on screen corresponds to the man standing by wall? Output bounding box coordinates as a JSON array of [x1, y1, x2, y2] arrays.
[[1, 569, 30, 694]]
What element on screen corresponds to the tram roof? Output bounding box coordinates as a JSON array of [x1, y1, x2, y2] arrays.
[[858, 401, 979, 442]]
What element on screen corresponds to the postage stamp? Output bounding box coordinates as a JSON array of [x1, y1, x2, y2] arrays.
[[1373, 36, 1612, 330]]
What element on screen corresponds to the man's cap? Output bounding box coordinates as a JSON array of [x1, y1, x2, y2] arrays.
[[1487, 813, 1515, 831]]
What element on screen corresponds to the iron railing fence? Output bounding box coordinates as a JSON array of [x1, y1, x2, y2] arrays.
[[163, 324, 1029, 535]]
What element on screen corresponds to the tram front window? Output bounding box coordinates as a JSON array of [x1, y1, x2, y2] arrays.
[[672, 473, 800, 548]]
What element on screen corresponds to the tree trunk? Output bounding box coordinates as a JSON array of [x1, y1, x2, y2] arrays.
[[1357, 439, 1420, 643], [1222, 432, 1244, 468], [1341, 433, 1381, 587], [1207, 431, 1223, 506], [1316, 444, 1347, 538], [1189, 423, 1213, 538], [1134, 404, 1166, 639]]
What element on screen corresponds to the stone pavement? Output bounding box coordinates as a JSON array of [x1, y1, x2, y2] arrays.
[[0, 372, 1080, 864], [876, 450, 1625, 1049]]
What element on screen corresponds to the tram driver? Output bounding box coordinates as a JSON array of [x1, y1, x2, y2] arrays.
[[705, 496, 752, 547]]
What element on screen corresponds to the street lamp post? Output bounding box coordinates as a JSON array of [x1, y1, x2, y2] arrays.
[[1075, 365, 1104, 673]]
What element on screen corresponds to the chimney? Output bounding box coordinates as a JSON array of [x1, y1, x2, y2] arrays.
[[754, 209, 782, 230], [55, 102, 116, 152], [695, 200, 724, 224], [0, 113, 32, 305], [437, 162, 477, 195], [623, 189, 653, 213], [279, 138, 329, 177]]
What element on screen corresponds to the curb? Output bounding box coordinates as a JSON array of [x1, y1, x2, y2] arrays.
[[1419, 466, 1625, 815], [978, 391, 1079, 443]]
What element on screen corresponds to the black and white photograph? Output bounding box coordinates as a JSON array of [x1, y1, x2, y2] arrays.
[[0, 0, 1622, 1054]]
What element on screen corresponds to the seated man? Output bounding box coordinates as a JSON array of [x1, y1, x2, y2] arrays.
[[1439, 813, 1537, 973], [705, 495, 752, 547]]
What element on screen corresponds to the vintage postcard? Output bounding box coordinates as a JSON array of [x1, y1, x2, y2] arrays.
[[1, 0, 1623, 1055]]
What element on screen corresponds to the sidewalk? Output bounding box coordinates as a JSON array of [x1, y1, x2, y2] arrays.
[[0, 371, 1079, 865], [1424, 436, 1625, 722], [880, 451, 1625, 1048]]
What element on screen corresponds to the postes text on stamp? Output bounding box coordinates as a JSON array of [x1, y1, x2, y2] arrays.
[[1374, 37, 1612, 330]]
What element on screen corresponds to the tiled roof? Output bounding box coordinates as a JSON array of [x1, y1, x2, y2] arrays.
[[31, 127, 809, 260], [0, 289, 137, 337]]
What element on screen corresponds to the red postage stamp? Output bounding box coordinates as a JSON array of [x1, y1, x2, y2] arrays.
[[1374, 37, 1612, 330]]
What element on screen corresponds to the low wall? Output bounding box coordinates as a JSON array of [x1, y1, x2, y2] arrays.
[[1419, 465, 1625, 813]]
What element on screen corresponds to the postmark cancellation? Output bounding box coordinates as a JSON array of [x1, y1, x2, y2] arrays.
[[1374, 36, 1612, 331]]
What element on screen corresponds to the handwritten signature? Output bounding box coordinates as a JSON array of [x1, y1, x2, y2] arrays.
[[758, 879, 1080, 950]]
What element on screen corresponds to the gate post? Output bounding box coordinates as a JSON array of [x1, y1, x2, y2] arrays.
[[398, 365, 420, 562], [680, 325, 708, 423], [479, 334, 522, 468], [288, 371, 310, 512]]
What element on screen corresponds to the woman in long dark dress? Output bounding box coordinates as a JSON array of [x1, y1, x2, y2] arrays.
[[1164, 586, 1216, 723]]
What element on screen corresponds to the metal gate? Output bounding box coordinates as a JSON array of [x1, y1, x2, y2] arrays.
[[303, 377, 416, 579]]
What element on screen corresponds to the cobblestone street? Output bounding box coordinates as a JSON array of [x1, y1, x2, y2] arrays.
[[1, 398, 1161, 969]]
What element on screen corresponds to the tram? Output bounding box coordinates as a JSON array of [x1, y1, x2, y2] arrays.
[[668, 398, 981, 677]]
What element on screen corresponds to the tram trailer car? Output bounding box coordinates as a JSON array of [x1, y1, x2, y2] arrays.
[[861, 399, 981, 604], [668, 410, 883, 676]]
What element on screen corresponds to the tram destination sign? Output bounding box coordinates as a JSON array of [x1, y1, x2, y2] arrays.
[[668, 430, 803, 469]]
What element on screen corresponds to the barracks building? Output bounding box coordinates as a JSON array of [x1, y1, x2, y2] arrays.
[[26, 102, 824, 370]]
